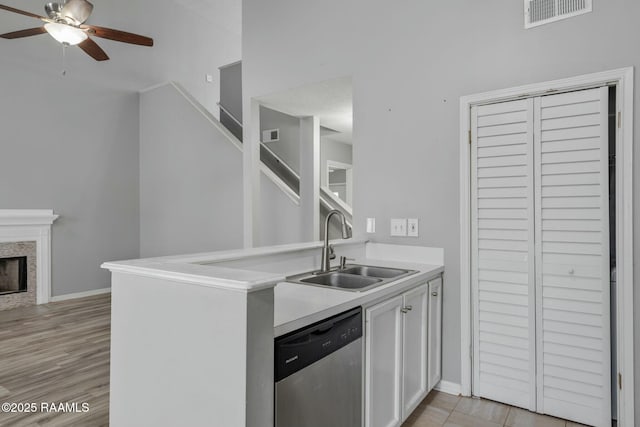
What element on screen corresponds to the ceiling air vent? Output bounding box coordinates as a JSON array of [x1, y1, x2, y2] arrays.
[[525, 0, 592, 28]]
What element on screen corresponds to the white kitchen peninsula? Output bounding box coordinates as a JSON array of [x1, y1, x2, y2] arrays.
[[102, 240, 444, 427]]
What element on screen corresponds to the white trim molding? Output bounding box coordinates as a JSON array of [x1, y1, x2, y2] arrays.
[[0, 209, 59, 226], [50, 287, 111, 303], [434, 380, 462, 396], [459, 68, 634, 426], [0, 209, 59, 305]]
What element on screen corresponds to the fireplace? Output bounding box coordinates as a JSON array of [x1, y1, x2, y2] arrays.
[[0, 210, 58, 309], [0, 256, 28, 295], [0, 242, 36, 309]]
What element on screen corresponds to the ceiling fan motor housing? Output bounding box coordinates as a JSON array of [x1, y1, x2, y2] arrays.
[[45, 0, 93, 25], [44, 2, 64, 20]]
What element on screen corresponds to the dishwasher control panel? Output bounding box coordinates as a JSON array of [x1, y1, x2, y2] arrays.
[[274, 307, 362, 382]]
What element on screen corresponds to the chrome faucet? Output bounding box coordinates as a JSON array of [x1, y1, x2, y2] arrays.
[[320, 210, 352, 273]]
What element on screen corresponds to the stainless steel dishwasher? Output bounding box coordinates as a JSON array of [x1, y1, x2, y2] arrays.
[[274, 307, 362, 427]]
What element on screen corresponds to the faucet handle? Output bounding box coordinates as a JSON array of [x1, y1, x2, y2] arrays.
[[328, 245, 336, 260]]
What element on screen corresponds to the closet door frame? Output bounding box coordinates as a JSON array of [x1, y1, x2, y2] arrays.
[[459, 67, 634, 427]]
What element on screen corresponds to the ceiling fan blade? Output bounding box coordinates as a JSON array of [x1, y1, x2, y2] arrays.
[[0, 26, 46, 39], [0, 4, 45, 20], [61, 0, 93, 24], [78, 37, 109, 61], [82, 25, 153, 47]]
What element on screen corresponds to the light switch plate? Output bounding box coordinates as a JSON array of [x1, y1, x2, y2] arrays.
[[407, 218, 419, 237], [390, 218, 407, 236], [366, 218, 376, 233]]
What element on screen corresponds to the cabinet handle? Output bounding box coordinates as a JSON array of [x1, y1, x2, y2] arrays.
[[431, 292, 438, 297], [405, 305, 412, 311], [401, 308, 408, 314]]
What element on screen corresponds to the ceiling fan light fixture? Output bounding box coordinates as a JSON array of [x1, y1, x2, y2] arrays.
[[44, 22, 87, 45]]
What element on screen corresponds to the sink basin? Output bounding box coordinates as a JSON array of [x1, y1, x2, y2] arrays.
[[289, 264, 418, 292], [300, 272, 381, 289], [340, 265, 409, 279]]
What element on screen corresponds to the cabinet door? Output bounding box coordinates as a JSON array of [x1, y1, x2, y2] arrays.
[[427, 276, 443, 391], [401, 283, 429, 421], [365, 295, 404, 427]]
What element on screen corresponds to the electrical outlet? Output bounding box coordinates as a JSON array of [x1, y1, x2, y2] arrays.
[[407, 218, 419, 237], [366, 218, 376, 233], [205, 74, 214, 83], [390, 218, 407, 236]]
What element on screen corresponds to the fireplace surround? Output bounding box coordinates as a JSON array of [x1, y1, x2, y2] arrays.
[[0, 210, 58, 310]]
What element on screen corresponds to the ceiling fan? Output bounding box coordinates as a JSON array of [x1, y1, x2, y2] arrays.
[[0, 0, 153, 61]]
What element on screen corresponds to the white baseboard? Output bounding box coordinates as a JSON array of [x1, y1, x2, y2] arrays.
[[434, 380, 462, 396], [50, 287, 111, 302]]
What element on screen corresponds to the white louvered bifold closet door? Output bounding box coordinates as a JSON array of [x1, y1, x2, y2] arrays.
[[471, 99, 537, 411], [534, 87, 611, 427], [472, 87, 611, 427]]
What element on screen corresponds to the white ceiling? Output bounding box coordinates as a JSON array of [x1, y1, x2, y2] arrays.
[[256, 76, 353, 144]]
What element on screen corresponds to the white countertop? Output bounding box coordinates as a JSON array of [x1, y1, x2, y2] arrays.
[[274, 258, 443, 337], [101, 239, 366, 293], [102, 240, 444, 336]]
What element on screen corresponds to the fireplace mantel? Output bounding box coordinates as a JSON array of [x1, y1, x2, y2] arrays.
[[0, 209, 59, 226], [0, 209, 59, 305]]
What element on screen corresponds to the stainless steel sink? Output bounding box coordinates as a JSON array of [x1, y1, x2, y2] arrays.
[[300, 272, 381, 289], [339, 265, 410, 279], [289, 264, 418, 292]]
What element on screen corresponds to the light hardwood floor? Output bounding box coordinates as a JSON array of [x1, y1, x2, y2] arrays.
[[0, 294, 110, 426]]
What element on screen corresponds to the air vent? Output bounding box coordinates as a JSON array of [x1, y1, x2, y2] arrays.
[[525, 0, 592, 28], [262, 129, 280, 143]]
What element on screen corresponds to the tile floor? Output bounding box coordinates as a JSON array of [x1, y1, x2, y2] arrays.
[[403, 390, 593, 427]]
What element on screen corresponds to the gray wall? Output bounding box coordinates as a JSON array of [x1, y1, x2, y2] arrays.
[[149, 0, 241, 117], [260, 106, 301, 172], [259, 173, 304, 246], [139, 84, 243, 257], [0, 62, 140, 296], [243, 0, 640, 409]]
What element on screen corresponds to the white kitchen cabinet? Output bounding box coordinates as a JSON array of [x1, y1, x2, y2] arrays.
[[427, 276, 442, 391], [365, 280, 436, 427], [401, 284, 429, 420], [365, 295, 404, 427]]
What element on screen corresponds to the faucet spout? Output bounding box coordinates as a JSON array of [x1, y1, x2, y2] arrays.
[[320, 210, 351, 273]]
